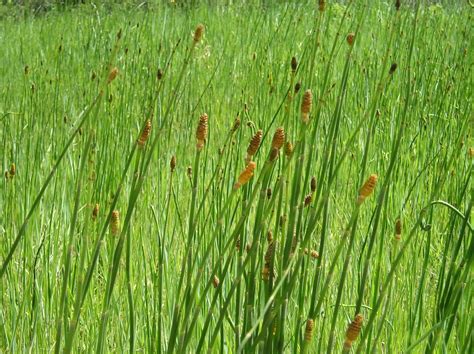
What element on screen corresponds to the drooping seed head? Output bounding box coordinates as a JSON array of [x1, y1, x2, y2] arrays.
[[193, 24, 205, 43], [357, 174, 378, 205], [234, 161, 257, 190], [170, 155, 176, 173], [92, 203, 99, 221], [196, 113, 208, 151], [111, 210, 120, 235], [344, 314, 363, 350], [301, 89, 313, 124], [107, 67, 119, 84], [346, 33, 355, 46], [138, 119, 152, 147], [271, 127, 285, 150], [304, 319, 314, 342]]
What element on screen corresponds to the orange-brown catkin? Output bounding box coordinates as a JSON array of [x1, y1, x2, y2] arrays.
[[357, 174, 378, 205], [246, 130, 262, 163], [301, 89, 313, 124], [234, 161, 257, 190], [138, 119, 152, 147], [193, 24, 205, 43], [343, 314, 363, 350], [291, 56, 298, 73], [107, 67, 119, 84], [395, 218, 402, 241], [346, 33, 355, 46], [110, 210, 120, 235], [304, 319, 314, 342], [92, 203, 99, 221], [271, 127, 285, 150], [196, 113, 208, 151]]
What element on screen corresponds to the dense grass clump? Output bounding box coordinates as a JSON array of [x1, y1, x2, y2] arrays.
[[1, 1, 472, 353]]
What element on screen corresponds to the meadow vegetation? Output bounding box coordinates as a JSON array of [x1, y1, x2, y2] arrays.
[[1, 1, 473, 352]]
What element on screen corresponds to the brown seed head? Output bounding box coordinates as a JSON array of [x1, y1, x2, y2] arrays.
[[347, 33, 355, 46], [138, 119, 152, 147], [187, 166, 192, 178], [395, 0, 401, 11], [301, 89, 313, 124], [291, 56, 298, 72], [170, 155, 176, 173], [247, 130, 263, 159], [295, 82, 302, 94], [212, 275, 220, 288], [344, 314, 363, 350], [311, 177, 317, 193], [111, 210, 120, 235], [310, 250, 319, 259], [107, 67, 119, 84], [92, 203, 99, 221], [269, 147, 279, 162], [318, 0, 326, 12], [193, 24, 205, 43], [157, 69, 163, 80], [5, 171, 9, 179], [285, 141, 294, 157], [196, 113, 208, 151], [264, 241, 275, 264], [234, 161, 257, 189], [9, 163, 16, 177], [267, 230, 273, 243], [468, 147, 474, 158], [231, 117, 241, 133], [304, 194, 312, 207], [304, 319, 314, 342], [395, 218, 402, 241], [357, 174, 378, 205], [271, 127, 285, 150], [389, 63, 398, 75]]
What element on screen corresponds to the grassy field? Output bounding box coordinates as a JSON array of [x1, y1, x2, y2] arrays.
[[1, 1, 473, 353]]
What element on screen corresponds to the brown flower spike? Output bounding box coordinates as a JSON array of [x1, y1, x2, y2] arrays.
[[111, 210, 120, 236], [234, 161, 256, 190], [196, 113, 208, 151], [193, 24, 204, 43], [357, 174, 378, 205], [301, 89, 313, 124], [138, 119, 152, 147], [246, 130, 262, 163], [271, 127, 285, 150], [343, 314, 363, 350], [346, 33, 355, 46], [304, 319, 314, 342], [107, 67, 119, 84]]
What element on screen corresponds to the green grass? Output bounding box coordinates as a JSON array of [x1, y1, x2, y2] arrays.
[[1, 1, 473, 353]]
